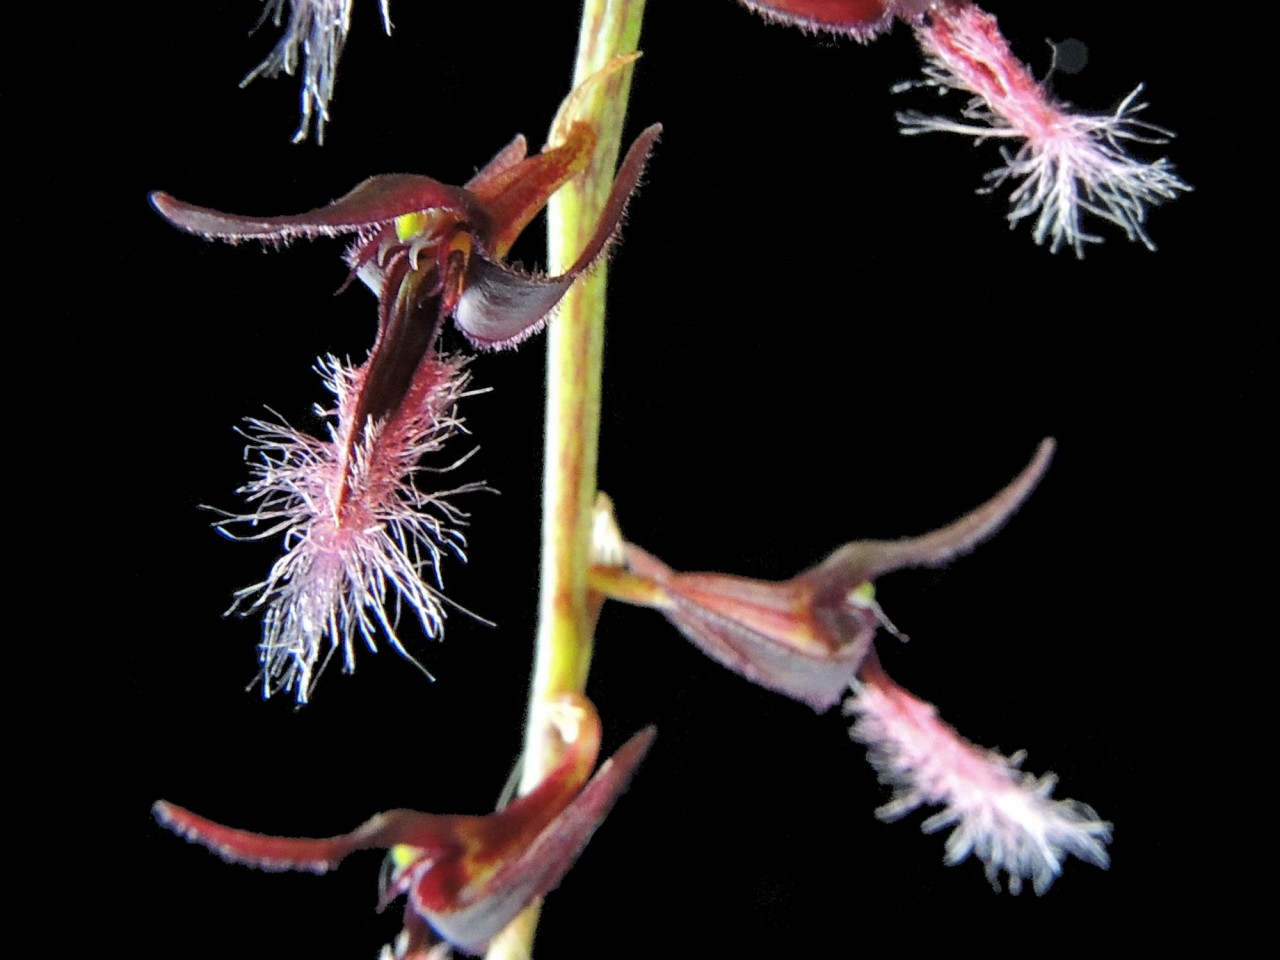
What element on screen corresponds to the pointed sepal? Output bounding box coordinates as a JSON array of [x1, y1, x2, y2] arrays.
[[150, 176, 485, 244], [800, 438, 1054, 589], [151, 800, 451, 874]]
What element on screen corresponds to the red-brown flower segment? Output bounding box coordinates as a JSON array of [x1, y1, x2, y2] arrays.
[[593, 439, 1055, 711], [155, 694, 654, 956]]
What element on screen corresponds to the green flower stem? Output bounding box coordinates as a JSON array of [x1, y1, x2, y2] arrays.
[[485, 2, 645, 957]]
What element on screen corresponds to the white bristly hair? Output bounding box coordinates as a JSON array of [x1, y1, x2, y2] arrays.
[[216, 353, 482, 703]]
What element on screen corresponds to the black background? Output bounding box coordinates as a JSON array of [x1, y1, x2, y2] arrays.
[[31, 0, 1265, 953]]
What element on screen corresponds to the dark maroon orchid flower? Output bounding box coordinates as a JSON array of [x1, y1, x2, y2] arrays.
[[156, 694, 654, 956], [592, 439, 1054, 711], [149, 121, 660, 703]]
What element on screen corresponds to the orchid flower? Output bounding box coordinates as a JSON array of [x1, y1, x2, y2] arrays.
[[592, 439, 1055, 711], [735, 0, 1189, 254], [155, 694, 654, 956], [592, 440, 1111, 891], [150, 121, 660, 702]]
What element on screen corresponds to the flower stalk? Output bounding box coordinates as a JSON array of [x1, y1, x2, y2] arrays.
[[489, 1, 647, 957]]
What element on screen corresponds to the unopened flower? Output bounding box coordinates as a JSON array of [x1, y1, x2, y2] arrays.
[[736, 0, 1189, 254], [152, 121, 660, 701], [155, 694, 655, 956], [243, 0, 393, 143]]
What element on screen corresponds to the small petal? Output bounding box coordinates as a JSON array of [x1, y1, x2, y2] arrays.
[[846, 652, 1112, 894], [451, 256, 581, 351], [464, 135, 530, 194], [453, 124, 661, 350]]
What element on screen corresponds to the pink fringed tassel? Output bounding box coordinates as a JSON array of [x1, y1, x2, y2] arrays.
[[899, 2, 1190, 256], [846, 652, 1111, 894]]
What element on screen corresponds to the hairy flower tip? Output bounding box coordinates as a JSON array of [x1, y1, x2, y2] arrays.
[[243, 0, 394, 144], [845, 655, 1111, 894], [219, 352, 482, 703], [736, 0, 892, 40], [897, 3, 1190, 257]]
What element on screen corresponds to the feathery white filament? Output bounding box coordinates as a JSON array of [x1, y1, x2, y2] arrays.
[[218, 355, 480, 703]]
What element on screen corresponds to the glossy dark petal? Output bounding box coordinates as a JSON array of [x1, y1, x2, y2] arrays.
[[453, 124, 661, 350], [149, 175, 488, 243], [452, 256, 579, 350]]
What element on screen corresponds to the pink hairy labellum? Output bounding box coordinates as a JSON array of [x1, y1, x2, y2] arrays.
[[154, 694, 655, 956], [594, 439, 1054, 711], [151, 121, 661, 701], [847, 651, 1112, 894], [215, 355, 477, 701], [898, 3, 1190, 255], [736, 0, 1189, 253]]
